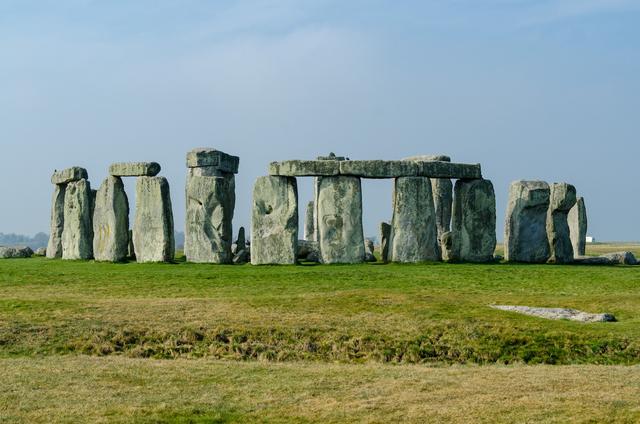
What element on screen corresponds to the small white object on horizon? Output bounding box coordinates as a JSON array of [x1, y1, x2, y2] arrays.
[[586, 236, 595, 243]]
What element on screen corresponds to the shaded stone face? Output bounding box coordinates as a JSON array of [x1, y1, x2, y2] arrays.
[[317, 176, 365, 264], [62, 179, 94, 260], [46, 184, 66, 258], [251, 176, 298, 265], [389, 177, 440, 263], [133, 176, 175, 263], [93, 176, 130, 262], [51, 167, 88, 185], [109, 162, 161, 177], [186, 148, 239, 173], [304, 201, 315, 241], [547, 182, 577, 264], [504, 180, 550, 263], [451, 179, 496, 263], [185, 175, 235, 264], [379, 222, 391, 263], [568, 197, 588, 256]]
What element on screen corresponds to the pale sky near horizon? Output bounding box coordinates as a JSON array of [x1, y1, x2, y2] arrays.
[[1, 0, 639, 241]]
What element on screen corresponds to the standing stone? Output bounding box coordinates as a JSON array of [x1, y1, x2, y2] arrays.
[[93, 176, 130, 262], [317, 176, 365, 264], [313, 154, 348, 244], [62, 179, 94, 260], [251, 176, 298, 265], [569, 197, 588, 257], [133, 176, 175, 263], [504, 180, 550, 263], [389, 177, 440, 262], [364, 239, 376, 262], [450, 179, 496, 262], [403, 155, 453, 242], [304, 201, 315, 241], [46, 184, 66, 258], [128, 229, 135, 260], [379, 222, 391, 263], [236, 227, 246, 251], [185, 175, 235, 263], [547, 183, 577, 264]]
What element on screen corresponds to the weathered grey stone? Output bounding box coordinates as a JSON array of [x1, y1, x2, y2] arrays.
[[269, 160, 340, 177], [317, 176, 365, 264], [404, 155, 453, 241], [128, 229, 135, 259], [339, 160, 418, 178], [379, 222, 391, 263], [601, 251, 638, 265], [185, 175, 235, 264], [569, 197, 588, 257], [34, 247, 47, 256], [317, 152, 348, 161], [450, 179, 496, 263], [51, 167, 88, 185], [109, 162, 161, 177], [573, 256, 614, 265], [236, 227, 246, 251], [504, 181, 551, 263], [133, 176, 175, 263], [187, 166, 232, 178], [61, 179, 94, 260], [304, 201, 315, 241], [251, 176, 298, 265], [547, 183, 577, 264], [491, 305, 615, 323], [46, 184, 66, 258], [364, 239, 376, 262], [186, 148, 240, 173], [389, 177, 440, 263], [0, 246, 34, 258], [297, 240, 319, 260], [93, 176, 130, 262], [232, 249, 249, 264], [440, 231, 455, 262]]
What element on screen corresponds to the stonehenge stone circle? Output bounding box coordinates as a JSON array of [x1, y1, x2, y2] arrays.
[[547, 183, 577, 264], [404, 155, 453, 243], [62, 179, 94, 260], [304, 201, 315, 241], [251, 176, 298, 265], [93, 176, 130, 262], [568, 197, 588, 257], [389, 177, 440, 262], [46, 184, 66, 258], [133, 176, 175, 263], [379, 222, 391, 263], [51, 166, 88, 185], [317, 176, 365, 264], [185, 175, 235, 263], [109, 162, 161, 177], [504, 180, 551, 263], [450, 179, 496, 263], [187, 148, 239, 173]]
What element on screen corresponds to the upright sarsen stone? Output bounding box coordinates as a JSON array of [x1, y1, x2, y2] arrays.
[[569, 197, 588, 257], [46, 184, 66, 258], [133, 176, 175, 263], [93, 176, 130, 262], [304, 201, 315, 241], [185, 175, 235, 263], [251, 176, 298, 265], [504, 180, 550, 263], [547, 183, 577, 263], [379, 222, 391, 263], [451, 179, 496, 262], [62, 179, 94, 260], [389, 177, 440, 262], [317, 176, 365, 264]]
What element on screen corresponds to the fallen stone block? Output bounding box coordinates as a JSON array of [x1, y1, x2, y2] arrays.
[[491, 305, 616, 323], [0, 246, 34, 258]]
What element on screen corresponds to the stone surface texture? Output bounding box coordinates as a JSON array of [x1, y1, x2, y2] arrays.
[[491, 305, 615, 323], [109, 162, 161, 177], [46, 184, 66, 258], [304, 201, 315, 241], [61, 179, 94, 260], [450, 179, 496, 262], [379, 222, 391, 263], [186, 148, 239, 173], [51, 167, 88, 185], [389, 177, 440, 263], [568, 197, 588, 257], [317, 176, 365, 264], [0, 246, 34, 258], [185, 175, 235, 263], [34, 247, 47, 256], [601, 251, 638, 265], [504, 180, 551, 263], [133, 176, 175, 263], [251, 176, 298, 265], [547, 183, 577, 264], [93, 176, 130, 262]]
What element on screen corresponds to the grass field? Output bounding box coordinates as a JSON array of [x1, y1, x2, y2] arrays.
[[1, 247, 640, 422]]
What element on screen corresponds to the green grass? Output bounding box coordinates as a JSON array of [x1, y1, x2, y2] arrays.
[[1, 257, 640, 365]]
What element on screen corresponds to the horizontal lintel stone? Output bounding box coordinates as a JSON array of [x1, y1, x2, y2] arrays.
[[109, 162, 161, 177], [268, 160, 340, 177], [51, 167, 88, 185], [186, 148, 239, 174]]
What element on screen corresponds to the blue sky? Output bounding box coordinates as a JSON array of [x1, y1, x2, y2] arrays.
[[1, 0, 639, 240]]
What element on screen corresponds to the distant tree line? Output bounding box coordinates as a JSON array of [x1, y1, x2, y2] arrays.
[[0, 232, 49, 249]]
